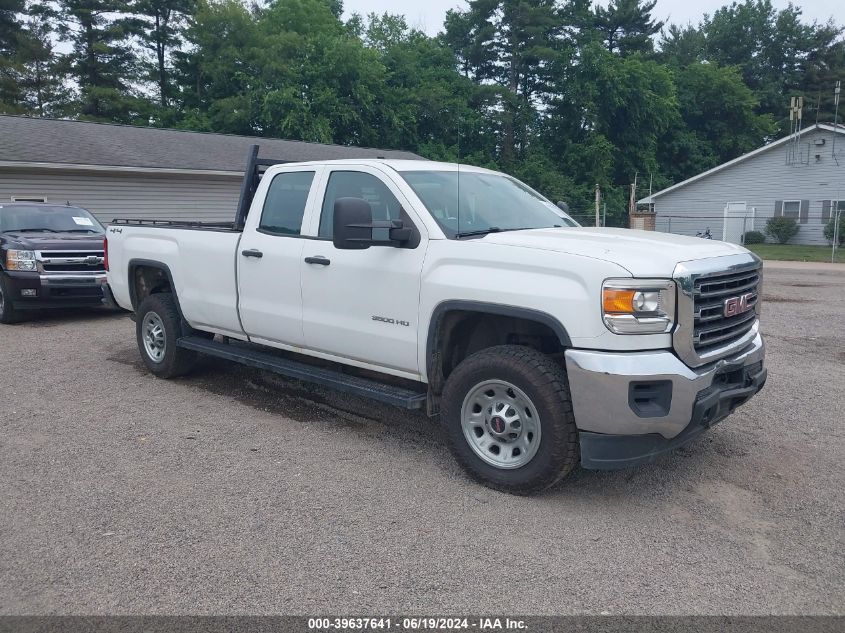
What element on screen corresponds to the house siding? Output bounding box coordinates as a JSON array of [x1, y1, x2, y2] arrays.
[[0, 167, 243, 224], [651, 127, 845, 246]]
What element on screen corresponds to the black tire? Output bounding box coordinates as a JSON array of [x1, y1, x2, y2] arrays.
[[0, 274, 22, 324], [441, 345, 579, 494], [135, 293, 198, 378]]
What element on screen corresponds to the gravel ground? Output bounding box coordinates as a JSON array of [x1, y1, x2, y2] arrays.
[[0, 263, 843, 616]]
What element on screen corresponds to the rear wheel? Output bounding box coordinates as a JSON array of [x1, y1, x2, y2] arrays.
[[136, 293, 198, 378], [0, 274, 22, 324], [441, 345, 579, 494]]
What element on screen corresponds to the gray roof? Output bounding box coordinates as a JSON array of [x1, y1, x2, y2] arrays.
[[0, 115, 423, 172]]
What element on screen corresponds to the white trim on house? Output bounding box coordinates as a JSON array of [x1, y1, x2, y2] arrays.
[[639, 124, 845, 203], [0, 160, 243, 178]]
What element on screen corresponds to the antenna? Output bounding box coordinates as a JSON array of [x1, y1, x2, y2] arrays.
[[456, 116, 461, 236], [833, 81, 841, 163]]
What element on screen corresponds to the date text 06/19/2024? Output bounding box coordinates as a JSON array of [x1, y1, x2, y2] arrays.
[[307, 617, 528, 631]]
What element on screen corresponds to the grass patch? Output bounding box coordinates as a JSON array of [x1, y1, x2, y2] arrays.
[[746, 243, 844, 263]]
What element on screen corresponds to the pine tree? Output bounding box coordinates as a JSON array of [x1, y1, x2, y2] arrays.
[[56, 0, 140, 121], [593, 0, 664, 55], [17, 3, 71, 116], [133, 0, 195, 110], [0, 0, 26, 112]]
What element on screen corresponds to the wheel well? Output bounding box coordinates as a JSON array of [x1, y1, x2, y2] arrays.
[[428, 309, 568, 396], [130, 264, 173, 310]]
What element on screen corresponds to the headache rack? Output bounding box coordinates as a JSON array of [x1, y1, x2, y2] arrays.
[[111, 145, 290, 230]]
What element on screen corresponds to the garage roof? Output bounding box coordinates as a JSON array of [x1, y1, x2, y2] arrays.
[[0, 115, 423, 174]]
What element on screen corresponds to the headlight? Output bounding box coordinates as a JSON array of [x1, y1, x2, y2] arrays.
[[602, 279, 675, 334], [6, 249, 37, 271]]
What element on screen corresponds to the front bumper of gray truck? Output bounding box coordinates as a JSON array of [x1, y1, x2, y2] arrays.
[[565, 327, 766, 470]]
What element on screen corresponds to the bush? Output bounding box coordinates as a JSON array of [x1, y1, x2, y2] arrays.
[[743, 230, 765, 244], [765, 217, 799, 244], [823, 216, 844, 246]]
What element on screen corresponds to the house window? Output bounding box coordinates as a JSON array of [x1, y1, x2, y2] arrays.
[[822, 200, 845, 223], [782, 200, 801, 219], [11, 195, 47, 202]]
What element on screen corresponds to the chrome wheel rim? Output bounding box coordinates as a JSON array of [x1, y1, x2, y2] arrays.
[[142, 311, 166, 363], [461, 379, 541, 469]]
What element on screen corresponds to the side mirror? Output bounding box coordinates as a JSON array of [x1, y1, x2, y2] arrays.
[[333, 197, 372, 250], [332, 197, 414, 250], [556, 200, 569, 213]]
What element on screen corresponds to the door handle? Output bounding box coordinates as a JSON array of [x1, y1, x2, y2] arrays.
[[241, 249, 263, 258], [304, 256, 331, 266]]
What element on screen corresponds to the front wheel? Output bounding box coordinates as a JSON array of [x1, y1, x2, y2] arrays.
[[0, 274, 22, 324], [136, 293, 198, 378], [441, 345, 579, 494]]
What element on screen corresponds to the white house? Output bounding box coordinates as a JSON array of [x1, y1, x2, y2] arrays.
[[639, 123, 845, 245], [0, 116, 422, 224]]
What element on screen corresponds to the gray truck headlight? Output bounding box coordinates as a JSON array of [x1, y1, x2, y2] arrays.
[[6, 249, 37, 271], [602, 279, 676, 334]]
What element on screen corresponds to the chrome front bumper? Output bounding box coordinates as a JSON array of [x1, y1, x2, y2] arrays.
[[564, 326, 766, 469]]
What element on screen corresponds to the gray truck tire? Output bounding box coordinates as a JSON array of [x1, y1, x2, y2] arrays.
[[136, 293, 198, 378], [441, 345, 579, 494]]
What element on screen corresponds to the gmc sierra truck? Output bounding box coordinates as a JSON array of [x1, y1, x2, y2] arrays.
[[1, 202, 109, 323], [105, 146, 766, 493]]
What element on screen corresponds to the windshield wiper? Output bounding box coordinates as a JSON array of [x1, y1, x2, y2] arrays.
[[65, 229, 101, 233], [2, 228, 59, 233], [455, 227, 503, 238], [454, 227, 537, 239]]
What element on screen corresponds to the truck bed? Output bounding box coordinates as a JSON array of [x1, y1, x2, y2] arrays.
[[111, 218, 240, 232]]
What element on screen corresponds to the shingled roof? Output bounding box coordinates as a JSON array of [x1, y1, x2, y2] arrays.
[[0, 115, 423, 173]]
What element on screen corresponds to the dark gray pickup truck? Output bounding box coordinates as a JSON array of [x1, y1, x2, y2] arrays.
[[0, 202, 110, 323]]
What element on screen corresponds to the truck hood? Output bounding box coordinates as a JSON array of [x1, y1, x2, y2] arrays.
[[1, 232, 106, 251], [480, 227, 752, 277]]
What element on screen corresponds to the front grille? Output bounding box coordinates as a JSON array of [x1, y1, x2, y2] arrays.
[[693, 268, 760, 353], [37, 250, 105, 273]]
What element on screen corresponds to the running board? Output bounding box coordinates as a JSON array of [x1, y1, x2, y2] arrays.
[[177, 335, 428, 410]]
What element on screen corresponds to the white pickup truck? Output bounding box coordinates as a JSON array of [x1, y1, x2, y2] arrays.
[[106, 147, 766, 493]]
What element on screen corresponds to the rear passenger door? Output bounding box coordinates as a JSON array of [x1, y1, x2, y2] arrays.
[[237, 167, 321, 348]]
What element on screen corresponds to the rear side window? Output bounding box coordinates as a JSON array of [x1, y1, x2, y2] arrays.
[[258, 171, 315, 236]]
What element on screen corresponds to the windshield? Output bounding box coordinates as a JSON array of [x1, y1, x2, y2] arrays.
[[401, 170, 579, 238], [0, 205, 105, 234]]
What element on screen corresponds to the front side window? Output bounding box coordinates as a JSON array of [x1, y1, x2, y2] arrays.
[[258, 171, 315, 236], [319, 171, 405, 239], [0, 204, 104, 234], [400, 170, 578, 238]]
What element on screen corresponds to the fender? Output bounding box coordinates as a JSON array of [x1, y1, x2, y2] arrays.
[[425, 300, 572, 380], [127, 258, 181, 315]]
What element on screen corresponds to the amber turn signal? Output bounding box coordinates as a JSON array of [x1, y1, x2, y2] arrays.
[[602, 288, 636, 314]]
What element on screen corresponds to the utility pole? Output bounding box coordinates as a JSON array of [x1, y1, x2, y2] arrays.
[[629, 173, 638, 216], [595, 183, 601, 227]]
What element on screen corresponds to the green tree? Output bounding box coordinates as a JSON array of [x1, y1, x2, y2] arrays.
[[0, 0, 25, 112], [658, 62, 775, 182], [56, 0, 141, 121], [593, 0, 664, 55], [442, 0, 566, 164], [17, 4, 72, 117], [701, 0, 843, 131], [134, 0, 196, 109]]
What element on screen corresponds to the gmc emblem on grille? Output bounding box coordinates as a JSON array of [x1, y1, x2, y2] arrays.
[[724, 292, 755, 318]]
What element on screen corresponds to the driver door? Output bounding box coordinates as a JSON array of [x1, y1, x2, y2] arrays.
[[300, 167, 427, 378]]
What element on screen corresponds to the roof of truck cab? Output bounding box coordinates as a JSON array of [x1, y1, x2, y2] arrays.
[[0, 115, 424, 174], [277, 159, 498, 173]]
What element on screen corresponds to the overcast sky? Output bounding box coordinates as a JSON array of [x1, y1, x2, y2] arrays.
[[342, 1, 842, 36]]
